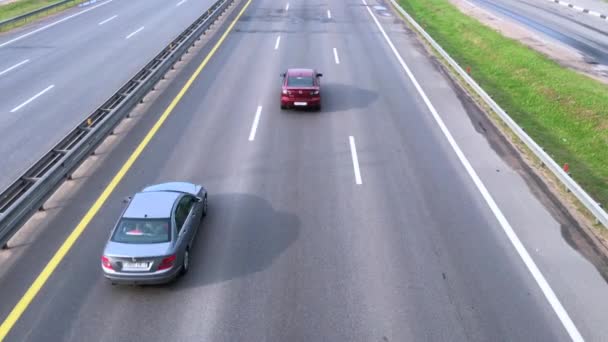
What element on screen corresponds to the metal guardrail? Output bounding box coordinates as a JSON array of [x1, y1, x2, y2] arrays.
[[0, 0, 78, 31], [388, 0, 608, 228], [0, 0, 234, 247]]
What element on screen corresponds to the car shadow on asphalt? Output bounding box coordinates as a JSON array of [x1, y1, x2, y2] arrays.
[[319, 82, 378, 113], [133, 193, 300, 290]]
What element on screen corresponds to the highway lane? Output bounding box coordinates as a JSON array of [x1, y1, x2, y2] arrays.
[[0, 0, 608, 340], [0, 0, 218, 191], [468, 0, 608, 64]]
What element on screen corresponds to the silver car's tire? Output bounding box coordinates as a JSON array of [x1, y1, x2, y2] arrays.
[[202, 195, 208, 217], [181, 249, 190, 275]]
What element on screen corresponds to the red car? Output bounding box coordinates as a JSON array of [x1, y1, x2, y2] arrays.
[[280, 68, 323, 111]]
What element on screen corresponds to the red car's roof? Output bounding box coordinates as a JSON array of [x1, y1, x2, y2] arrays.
[[286, 68, 314, 76]]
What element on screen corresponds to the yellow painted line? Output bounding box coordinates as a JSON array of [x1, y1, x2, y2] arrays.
[[0, 0, 252, 339]]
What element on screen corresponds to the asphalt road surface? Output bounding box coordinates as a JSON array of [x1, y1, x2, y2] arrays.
[[469, 0, 608, 65], [1, 0, 608, 341], [0, 0, 217, 190]]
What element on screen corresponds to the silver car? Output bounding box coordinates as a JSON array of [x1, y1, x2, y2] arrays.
[[101, 182, 208, 285]]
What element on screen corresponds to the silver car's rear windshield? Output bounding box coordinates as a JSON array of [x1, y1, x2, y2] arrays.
[[111, 218, 171, 244], [287, 76, 313, 87]]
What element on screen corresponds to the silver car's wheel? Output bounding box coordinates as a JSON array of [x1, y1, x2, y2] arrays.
[[202, 195, 208, 217], [181, 249, 190, 275]]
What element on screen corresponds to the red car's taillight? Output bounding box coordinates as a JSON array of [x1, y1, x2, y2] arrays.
[[282, 89, 289, 95], [101, 256, 113, 270], [158, 255, 176, 270], [311, 90, 319, 95]]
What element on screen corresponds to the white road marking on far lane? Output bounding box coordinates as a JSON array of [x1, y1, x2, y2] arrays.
[[176, 0, 187, 7], [286, 3, 290, 11], [0, 59, 29, 77], [126, 26, 145, 39], [274, 36, 281, 50], [327, 9, 332, 19], [10, 85, 54, 113], [248, 106, 263, 141], [349, 136, 362, 185], [362, 1, 584, 341], [98, 15, 117, 25], [0, 0, 113, 49], [333, 47, 340, 64]]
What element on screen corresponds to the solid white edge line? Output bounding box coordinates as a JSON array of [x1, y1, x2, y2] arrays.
[[460, 0, 479, 9], [176, 0, 187, 7], [126, 26, 145, 39], [589, 10, 601, 16], [361, 1, 584, 341], [98, 14, 117, 25], [349, 136, 363, 185], [275, 35, 281, 50], [286, 3, 290, 11], [10, 85, 55, 113], [333, 47, 340, 64], [0, 0, 113, 49], [328, 9, 332, 19], [0, 59, 29, 77], [248, 106, 262, 141]]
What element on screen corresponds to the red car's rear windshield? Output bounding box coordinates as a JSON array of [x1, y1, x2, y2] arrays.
[[287, 75, 314, 87]]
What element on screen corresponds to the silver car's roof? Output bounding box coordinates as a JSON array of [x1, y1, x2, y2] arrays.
[[142, 182, 200, 196], [123, 191, 180, 219]]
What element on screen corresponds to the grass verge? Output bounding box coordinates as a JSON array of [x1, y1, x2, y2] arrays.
[[0, 0, 85, 32], [397, 0, 608, 215]]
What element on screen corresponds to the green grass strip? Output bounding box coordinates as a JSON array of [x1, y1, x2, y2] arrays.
[[398, 0, 608, 208], [0, 0, 84, 32]]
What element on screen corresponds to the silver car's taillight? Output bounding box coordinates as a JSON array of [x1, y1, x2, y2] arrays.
[[101, 256, 113, 270]]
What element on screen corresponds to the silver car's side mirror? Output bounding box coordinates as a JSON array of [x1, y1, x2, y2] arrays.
[[192, 196, 202, 203], [123, 196, 132, 203]]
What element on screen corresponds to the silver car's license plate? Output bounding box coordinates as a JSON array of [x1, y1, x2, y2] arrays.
[[294, 102, 307, 106], [122, 262, 149, 271]]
